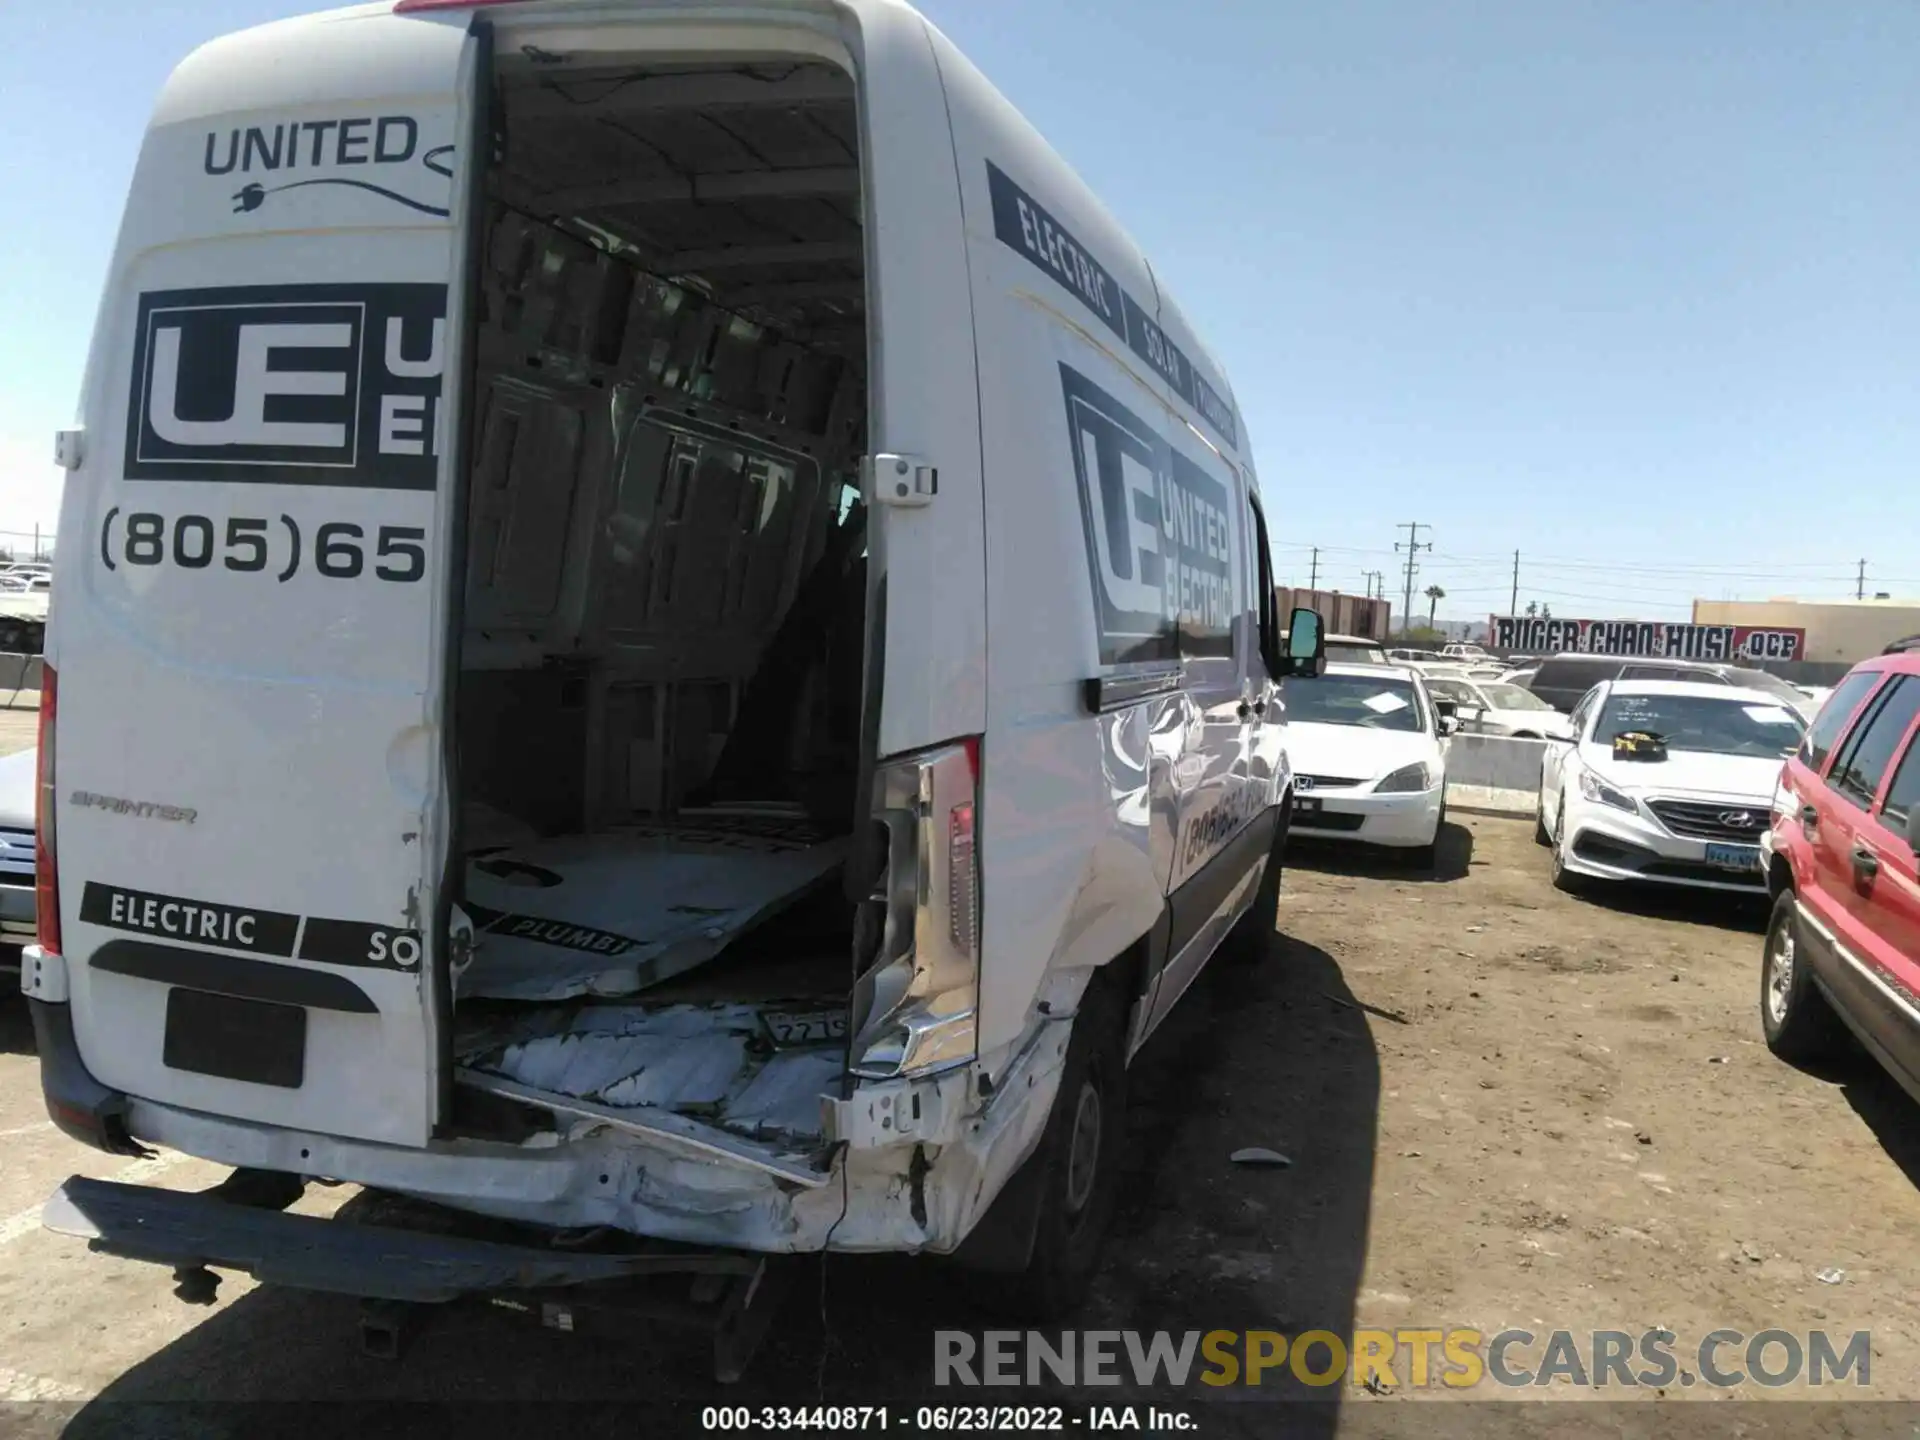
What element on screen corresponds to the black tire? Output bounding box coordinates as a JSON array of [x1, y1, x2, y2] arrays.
[[1549, 799, 1584, 895], [1761, 889, 1841, 1063], [1223, 811, 1287, 964], [964, 974, 1127, 1320], [1410, 800, 1444, 872], [1533, 797, 1552, 847]]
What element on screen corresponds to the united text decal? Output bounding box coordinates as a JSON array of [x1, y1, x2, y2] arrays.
[[1063, 364, 1239, 667]]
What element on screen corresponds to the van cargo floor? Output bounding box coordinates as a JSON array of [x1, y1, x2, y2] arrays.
[[460, 813, 847, 1002]]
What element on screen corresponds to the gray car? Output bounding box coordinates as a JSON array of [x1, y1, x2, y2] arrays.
[[0, 747, 35, 974]]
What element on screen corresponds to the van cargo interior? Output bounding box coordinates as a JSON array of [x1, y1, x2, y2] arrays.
[[451, 53, 870, 1168]]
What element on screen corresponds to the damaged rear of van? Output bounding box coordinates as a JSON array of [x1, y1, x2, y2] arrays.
[[29, 0, 1317, 1359]]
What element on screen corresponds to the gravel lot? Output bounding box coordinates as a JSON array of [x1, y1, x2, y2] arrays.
[[2, 787, 1916, 1436]]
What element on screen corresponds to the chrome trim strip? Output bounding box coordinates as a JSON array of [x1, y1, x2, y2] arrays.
[[1794, 898, 1920, 1027]]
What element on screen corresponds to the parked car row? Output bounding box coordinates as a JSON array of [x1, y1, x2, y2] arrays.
[[1506, 636, 1920, 1113]]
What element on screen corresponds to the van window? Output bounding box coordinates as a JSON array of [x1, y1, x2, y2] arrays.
[[1536, 657, 1613, 691], [1619, 663, 1690, 682], [1799, 670, 1885, 772], [1828, 677, 1920, 811]]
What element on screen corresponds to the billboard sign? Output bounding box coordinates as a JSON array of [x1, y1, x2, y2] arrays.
[[1489, 615, 1806, 664]]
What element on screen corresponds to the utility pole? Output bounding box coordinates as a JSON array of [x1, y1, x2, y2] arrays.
[[1510, 550, 1520, 616], [1362, 569, 1384, 601], [1307, 547, 1320, 591], [1395, 522, 1432, 635], [1857, 559, 1868, 601]]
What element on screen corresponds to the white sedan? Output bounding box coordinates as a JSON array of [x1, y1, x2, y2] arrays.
[[1279, 664, 1450, 868], [1421, 673, 1573, 740], [1537, 679, 1806, 896]]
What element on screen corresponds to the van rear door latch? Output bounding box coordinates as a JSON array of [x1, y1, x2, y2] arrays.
[[867, 453, 937, 509]]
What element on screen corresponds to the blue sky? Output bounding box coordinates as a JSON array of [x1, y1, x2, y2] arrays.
[[2, 0, 1914, 620]]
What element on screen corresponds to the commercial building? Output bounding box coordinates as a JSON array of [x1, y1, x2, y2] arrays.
[[1691, 598, 1920, 667], [1278, 586, 1390, 641]]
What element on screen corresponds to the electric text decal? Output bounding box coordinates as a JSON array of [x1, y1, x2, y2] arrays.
[[1489, 615, 1806, 663], [1063, 364, 1238, 667], [124, 282, 446, 489], [989, 162, 1238, 448]]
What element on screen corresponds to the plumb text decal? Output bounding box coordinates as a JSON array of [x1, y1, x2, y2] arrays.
[[989, 163, 1238, 447], [124, 282, 446, 489], [1062, 364, 1239, 667], [1489, 615, 1806, 662]]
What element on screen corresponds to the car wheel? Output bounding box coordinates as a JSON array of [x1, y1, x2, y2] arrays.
[[1760, 889, 1840, 1063], [962, 973, 1127, 1320], [1549, 799, 1584, 895], [1410, 800, 1444, 872], [1512, 731, 1540, 741], [1533, 795, 1552, 847], [1224, 812, 1287, 964]]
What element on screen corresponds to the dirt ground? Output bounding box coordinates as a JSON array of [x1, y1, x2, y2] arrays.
[[1, 802, 1917, 1437]]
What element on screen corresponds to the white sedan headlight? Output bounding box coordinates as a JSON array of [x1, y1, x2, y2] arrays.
[[1376, 762, 1433, 794], [1578, 769, 1638, 814]]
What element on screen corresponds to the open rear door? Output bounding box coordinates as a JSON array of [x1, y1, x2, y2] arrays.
[[51, 8, 487, 1146]]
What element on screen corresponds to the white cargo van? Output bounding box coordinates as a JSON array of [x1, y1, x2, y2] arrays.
[[28, 0, 1322, 1359]]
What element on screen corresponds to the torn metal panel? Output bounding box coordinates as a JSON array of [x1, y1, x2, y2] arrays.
[[456, 1069, 830, 1190], [459, 999, 851, 1181], [459, 818, 848, 1001]]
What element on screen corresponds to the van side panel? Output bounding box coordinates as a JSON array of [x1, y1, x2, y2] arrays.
[[49, 11, 473, 1146], [929, 27, 1266, 1059]]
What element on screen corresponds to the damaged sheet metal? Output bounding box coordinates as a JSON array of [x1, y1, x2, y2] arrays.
[[459, 815, 848, 1001], [459, 1001, 847, 1180]]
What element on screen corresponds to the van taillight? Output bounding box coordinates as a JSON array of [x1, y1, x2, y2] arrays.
[[35, 664, 58, 956]]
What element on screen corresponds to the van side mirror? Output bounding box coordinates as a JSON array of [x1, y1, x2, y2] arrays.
[[1277, 607, 1324, 679]]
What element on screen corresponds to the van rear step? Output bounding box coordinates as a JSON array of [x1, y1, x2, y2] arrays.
[[44, 1176, 793, 1381]]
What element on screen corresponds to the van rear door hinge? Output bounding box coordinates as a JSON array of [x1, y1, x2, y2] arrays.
[[54, 429, 84, 471], [867, 453, 937, 509]]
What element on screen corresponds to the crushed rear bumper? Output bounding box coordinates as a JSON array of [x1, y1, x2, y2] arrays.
[[43, 1175, 751, 1302]]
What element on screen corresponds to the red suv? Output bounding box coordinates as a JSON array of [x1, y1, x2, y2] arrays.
[[1762, 642, 1920, 1089]]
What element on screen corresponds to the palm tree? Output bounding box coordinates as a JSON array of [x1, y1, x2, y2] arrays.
[[1425, 583, 1446, 628]]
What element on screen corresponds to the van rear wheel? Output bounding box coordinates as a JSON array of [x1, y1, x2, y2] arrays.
[[963, 974, 1127, 1321]]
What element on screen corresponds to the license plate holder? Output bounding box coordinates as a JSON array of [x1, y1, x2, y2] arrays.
[[760, 1008, 849, 1048], [1704, 842, 1762, 872], [163, 987, 307, 1089]]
